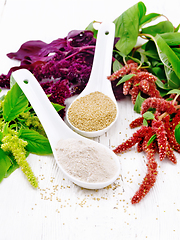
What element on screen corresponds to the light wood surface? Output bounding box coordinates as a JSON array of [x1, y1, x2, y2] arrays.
[[0, 1, 180, 239]]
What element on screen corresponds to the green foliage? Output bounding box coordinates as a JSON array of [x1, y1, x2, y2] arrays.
[[0, 148, 12, 183], [1, 133, 38, 188], [175, 123, 180, 144], [113, 59, 123, 73], [85, 21, 98, 38], [141, 21, 174, 36], [3, 83, 29, 121], [0, 76, 63, 187], [116, 74, 135, 86], [106, 1, 180, 97], [147, 134, 157, 146], [167, 89, 180, 95], [113, 2, 146, 56], [154, 34, 180, 88], [143, 111, 155, 126], [134, 92, 145, 113], [139, 13, 161, 27], [19, 129, 52, 155], [143, 111, 155, 120], [52, 102, 65, 112], [161, 32, 180, 46], [86, 2, 180, 97]]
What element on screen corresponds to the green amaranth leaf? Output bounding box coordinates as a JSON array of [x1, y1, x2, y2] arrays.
[[154, 34, 180, 88], [172, 48, 180, 59], [155, 78, 171, 90], [167, 89, 180, 95], [3, 122, 9, 135], [116, 74, 135, 86], [19, 128, 52, 155], [175, 123, 180, 144], [142, 39, 160, 61], [4, 160, 19, 178], [0, 148, 12, 183], [139, 13, 161, 28], [5, 151, 29, 178], [139, 49, 159, 60], [152, 67, 166, 81], [141, 21, 174, 36], [113, 59, 123, 73], [160, 32, 180, 46], [128, 56, 143, 65], [147, 134, 157, 146], [51, 102, 65, 112], [137, 1, 147, 20], [175, 24, 180, 32], [3, 82, 29, 122], [10, 74, 16, 88], [0, 94, 5, 101], [164, 66, 180, 89], [143, 111, 155, 120], [85, 21, 98, 38], [134, 92, 145, 113], [114, 2, 146, 55], [143, 118, 148, 126]]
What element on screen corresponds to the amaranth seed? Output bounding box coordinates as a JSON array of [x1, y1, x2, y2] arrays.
[[68, 91, 117, 132]]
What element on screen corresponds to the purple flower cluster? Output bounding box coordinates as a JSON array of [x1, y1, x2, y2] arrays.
[[0, 29, 124, 117], [0, 30, 96, 117]]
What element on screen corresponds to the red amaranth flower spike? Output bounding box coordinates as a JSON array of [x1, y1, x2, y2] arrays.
[[126, 72, 161, 104], [160, 115, 177, 163], [166, 142, 177, 164], [123, 80, 133, 95], [147, 82, 162, 99], [139, 79, 149, 93], [107, 61, 162, 104], [137, 138, 144, 152], [139, 80, 161, 99], [137, 72, 157, 84], [129, 117, 144, 129], [141, 97, 176, 115], [131, 167, 157, 204], [113, 95, 180, 204], [127, 72, 160, 102], [152, 119, 167, 161], [131, 135, 158, 204], [113, 125, 149, 153], [129, 85, 140, 104], [107, 61, 139, 81]]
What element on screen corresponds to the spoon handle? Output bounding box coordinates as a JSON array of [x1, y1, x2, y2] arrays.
[[12, 69, 78, 149], [82, 22, 115, 97]]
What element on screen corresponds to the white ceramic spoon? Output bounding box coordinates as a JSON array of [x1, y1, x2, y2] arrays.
[[66, 22, 118, 138], [12, 69, 120, 189]]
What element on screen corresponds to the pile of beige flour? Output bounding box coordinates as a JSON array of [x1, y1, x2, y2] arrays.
[[55, 138, 117, 183]]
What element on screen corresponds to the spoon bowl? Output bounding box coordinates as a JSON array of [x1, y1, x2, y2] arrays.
[[13, 69, 120, 189], [66, 22, 118, 138]]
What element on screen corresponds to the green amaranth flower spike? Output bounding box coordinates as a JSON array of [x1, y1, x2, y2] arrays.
[[1, 132, 38, 188], [19, 112, 46, 137]]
